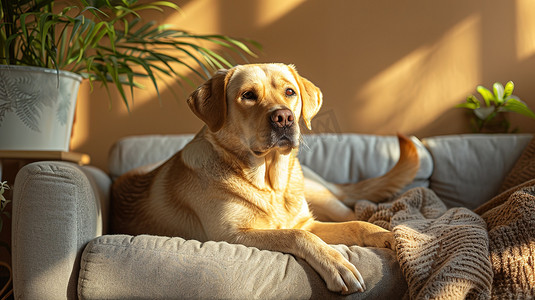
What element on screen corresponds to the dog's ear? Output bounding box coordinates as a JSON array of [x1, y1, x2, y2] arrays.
[[289, 66, 323, 130], [187, 69, 231, 132]]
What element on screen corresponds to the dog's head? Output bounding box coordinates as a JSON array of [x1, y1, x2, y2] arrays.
[[187, 63, 322, 157]]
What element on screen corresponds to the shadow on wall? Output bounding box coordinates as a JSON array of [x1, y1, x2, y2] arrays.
[[71, 0, 535, 171]]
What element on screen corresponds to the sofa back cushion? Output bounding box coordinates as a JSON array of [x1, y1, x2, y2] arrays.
[[108, 134, 194, 180], [422, 134, 532, 209], [108, 133, 433, 189], [298, 134, 432, 189]]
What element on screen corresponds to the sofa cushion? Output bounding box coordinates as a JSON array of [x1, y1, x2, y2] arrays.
[[299, 134, 433, 189], [422, 134, 532, 209], [108, 134, 433, 189], [79, 234, 407, 299], [108, 134, 195, 179]]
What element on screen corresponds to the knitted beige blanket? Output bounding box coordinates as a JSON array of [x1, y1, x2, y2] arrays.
[[475, 180, 535, 299], [355, 188, 493, 299], [474, 136, 535, 299], [352, 137, 535, 299]]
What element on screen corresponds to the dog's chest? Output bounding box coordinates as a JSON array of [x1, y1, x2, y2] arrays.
[[250, 188, 311, 229], [257, 161, 312, 229]]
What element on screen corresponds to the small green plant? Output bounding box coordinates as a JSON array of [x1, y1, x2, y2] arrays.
[[0, 181, 10, 235], [0, 181, 11, 299], [456, 81, 535, 133]]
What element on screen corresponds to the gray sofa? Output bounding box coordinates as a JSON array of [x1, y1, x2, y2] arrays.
[[11, 133, 533, 299]]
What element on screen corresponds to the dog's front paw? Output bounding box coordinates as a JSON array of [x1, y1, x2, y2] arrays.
[[366, 231, 396, 251], [383, 232, 396, 251], [308, 247, 366, 294]]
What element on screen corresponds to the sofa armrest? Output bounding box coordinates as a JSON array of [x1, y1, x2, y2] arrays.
[[12, 161, 111, 300], [79, 234, 407, 299]]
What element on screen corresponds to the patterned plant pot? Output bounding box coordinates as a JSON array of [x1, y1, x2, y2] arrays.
[[0, 65, 82, 151]]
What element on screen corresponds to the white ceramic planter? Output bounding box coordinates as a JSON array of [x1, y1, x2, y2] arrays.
[[0, 65, 82, 151]]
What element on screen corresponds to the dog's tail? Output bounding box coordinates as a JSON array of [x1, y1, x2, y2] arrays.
[[336, 133, 420, 205]]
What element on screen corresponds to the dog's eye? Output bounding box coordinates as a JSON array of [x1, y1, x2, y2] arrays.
[[242, 91, 257, 100], [285, 88, 296, 96]]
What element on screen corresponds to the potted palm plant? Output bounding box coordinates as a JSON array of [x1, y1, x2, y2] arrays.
[[0, 0, 258, 151]]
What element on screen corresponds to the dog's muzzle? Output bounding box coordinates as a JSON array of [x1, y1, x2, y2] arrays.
[[269, 109, 298, 149], [270, 109, 294, 128]]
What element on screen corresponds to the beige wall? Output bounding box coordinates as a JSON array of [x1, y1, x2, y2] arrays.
[[71, 0, 535, 171]]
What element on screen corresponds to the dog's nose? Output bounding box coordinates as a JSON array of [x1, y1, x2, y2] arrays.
[[271, 109, 294, 128]]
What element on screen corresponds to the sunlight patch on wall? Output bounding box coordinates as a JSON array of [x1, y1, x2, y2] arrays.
[[164, 0, 220, 33], [355, 15, 482, 134], [257, 0, 307, 26], [515, 0, 535, 60]]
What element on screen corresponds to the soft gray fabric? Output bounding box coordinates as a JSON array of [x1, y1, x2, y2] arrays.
[[299, 134, 433, 189], [422, 134, 533, 209], [108, 134, 194, 179], [108, 133, 434, 188], [80, 165, 112, 234], [79, 234, 407, 300], [12, 162, 110, 300]]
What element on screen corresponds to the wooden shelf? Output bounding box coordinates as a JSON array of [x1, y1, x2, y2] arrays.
[[0, 150, 90, 165]]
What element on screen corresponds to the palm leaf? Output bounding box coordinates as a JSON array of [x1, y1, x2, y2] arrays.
[[1, 0, 260, 110]]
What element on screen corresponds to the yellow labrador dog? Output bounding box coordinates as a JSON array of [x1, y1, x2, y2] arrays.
[[112, 63, 419, 294]]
